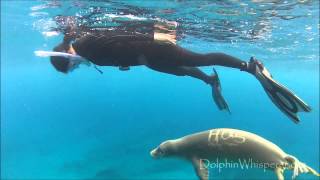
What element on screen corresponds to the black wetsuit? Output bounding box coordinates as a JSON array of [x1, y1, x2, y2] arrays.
[[73, 32, 247, 66], [72, 32, 154, 67], [71, 31, 248, 84]]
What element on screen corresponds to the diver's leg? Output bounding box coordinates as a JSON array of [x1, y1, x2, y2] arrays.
[[147, 65, 213, 84], [147, 65, 230, 112], [178, 48, 249, 71]]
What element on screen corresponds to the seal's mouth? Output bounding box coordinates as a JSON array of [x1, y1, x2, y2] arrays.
[[150, 148, 158, 159], [150, 147, 164, 159]]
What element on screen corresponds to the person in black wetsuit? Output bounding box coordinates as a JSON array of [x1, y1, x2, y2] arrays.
[[49, 19, 311, 123]]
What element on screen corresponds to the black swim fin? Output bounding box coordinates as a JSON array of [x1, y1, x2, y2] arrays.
[[249, 57, 311, 123], [211, 68, 230, 113]]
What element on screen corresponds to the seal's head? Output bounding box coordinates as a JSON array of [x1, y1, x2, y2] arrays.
[[150, 140, 178, 159]]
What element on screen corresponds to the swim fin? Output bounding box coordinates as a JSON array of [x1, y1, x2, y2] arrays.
[[211, 68, 230, 113], [249, 57, 311, 123]]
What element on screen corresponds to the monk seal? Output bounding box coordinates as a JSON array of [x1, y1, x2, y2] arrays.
[[150, 128, 319, 180]]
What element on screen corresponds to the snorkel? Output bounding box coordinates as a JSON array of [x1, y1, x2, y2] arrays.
[[35, 50, 89, 63], [35, 50, 91, 72]]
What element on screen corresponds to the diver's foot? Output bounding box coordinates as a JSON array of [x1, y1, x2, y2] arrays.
[[210, 68, 230, 113], [207, 74, 218, 86], [246, 57, 273, 78], [247, 57, 311, 123], [247, 57, 262, 74]]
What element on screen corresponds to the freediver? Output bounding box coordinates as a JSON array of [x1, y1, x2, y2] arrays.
[[46, 19, 311, 123]]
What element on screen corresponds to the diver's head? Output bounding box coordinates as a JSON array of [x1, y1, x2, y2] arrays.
[[50, 43, 81, 73], [50, 43, 70, 73]]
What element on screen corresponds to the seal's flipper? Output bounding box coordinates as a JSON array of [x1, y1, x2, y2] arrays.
[[285, 155, 320, 179], [191, 157, 209, 180], [211, 68, 230, 113], [249, 57, 311, 123], [274, 167, 284, 180], [305, 166, 320, 178]]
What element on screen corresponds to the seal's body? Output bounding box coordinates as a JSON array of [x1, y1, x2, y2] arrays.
[[150, 128, 319, 180]]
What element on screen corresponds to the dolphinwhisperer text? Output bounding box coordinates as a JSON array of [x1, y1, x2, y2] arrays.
[[200, 158, 289, 173]]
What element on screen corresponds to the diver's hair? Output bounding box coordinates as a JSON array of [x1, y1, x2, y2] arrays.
[[50, 42, 70, 73]]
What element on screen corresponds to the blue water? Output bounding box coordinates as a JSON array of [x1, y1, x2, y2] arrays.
[[1, 1, 319, 179]]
